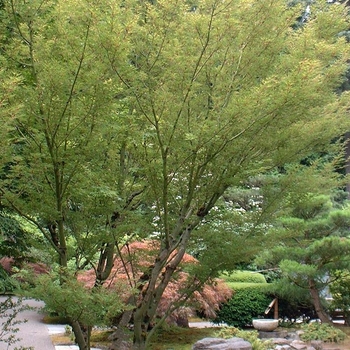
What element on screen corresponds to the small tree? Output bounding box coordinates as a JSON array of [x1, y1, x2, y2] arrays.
[[31, 272, 125, 345], [77, 241, 232, 329]]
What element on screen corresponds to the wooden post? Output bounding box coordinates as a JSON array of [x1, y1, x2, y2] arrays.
[[264, 298, 279, 319], [274, 298, 278, 320]]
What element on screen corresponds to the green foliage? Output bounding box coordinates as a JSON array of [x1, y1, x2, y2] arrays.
[[225, 282, 270, 291], [0, 212, 29, 259], [0, 0, 130, 270], [329, 270, 350, 324], [221, 271, 267, 284], [256, 185, 350, 322], [0, 266, 19, 294], [215, 327, 272, 350], [268, 279, 316, 323], [300, 322, 346, 343], [30, 273, 125, 327], [213, 287, 271, 328], [1, 0, 350, 347]]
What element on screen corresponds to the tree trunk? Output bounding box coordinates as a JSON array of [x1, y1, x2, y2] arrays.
[[108, 243, 188, 349], [131, 327, 147, 350], [95, 242, 114, 286], [132, 239, 190, 347], [345, 132, 350, 199], [108, 307, 134, 350], [308, 278, 332, 324], [70, 320, 91, 350]]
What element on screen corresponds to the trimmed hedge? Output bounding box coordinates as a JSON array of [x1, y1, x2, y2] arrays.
[[225, 282, 270, 290], [213, 285, 272, 328], [221, 271, 267, 284]]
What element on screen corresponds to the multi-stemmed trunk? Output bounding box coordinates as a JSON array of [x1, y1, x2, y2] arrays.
[[109, 231, 192, 350]]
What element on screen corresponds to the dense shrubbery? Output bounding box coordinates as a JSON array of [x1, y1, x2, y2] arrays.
[[213, 270, 273, 328], [213, 286, 271, 328]]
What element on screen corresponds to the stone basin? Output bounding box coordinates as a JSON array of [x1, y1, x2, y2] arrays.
[[252, 319, 279, 331]]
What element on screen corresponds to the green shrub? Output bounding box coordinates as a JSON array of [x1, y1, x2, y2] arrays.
[[225, 282, 271, 291], [215, 327, 272, 350], [300, 323, 346, 343], [213, 286, 271, 328], [221, 271, 267, 284], [0, 266, 19, 293]]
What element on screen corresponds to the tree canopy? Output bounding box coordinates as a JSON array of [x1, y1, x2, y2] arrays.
[[1, 0, 350, 349]]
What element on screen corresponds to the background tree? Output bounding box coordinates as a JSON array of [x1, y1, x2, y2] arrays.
[[0, 52, 23, 293], [329, 270, 350, 325], [256, 163, 350, 323]]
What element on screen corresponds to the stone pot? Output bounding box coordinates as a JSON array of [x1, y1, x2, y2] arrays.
[[252, 319, 279, 331]]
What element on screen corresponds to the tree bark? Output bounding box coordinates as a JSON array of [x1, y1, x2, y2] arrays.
[[70, 320, 91, 350], [95, 242, 115, 286], [345, 132, 350, 199], [308, 278, 332, 324], [108, 239, 189, 349]]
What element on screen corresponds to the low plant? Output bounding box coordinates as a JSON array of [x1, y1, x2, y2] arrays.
[[64, 324, 72, 336], [300, 322, 346, 343], [215, 326, 272, 350]]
